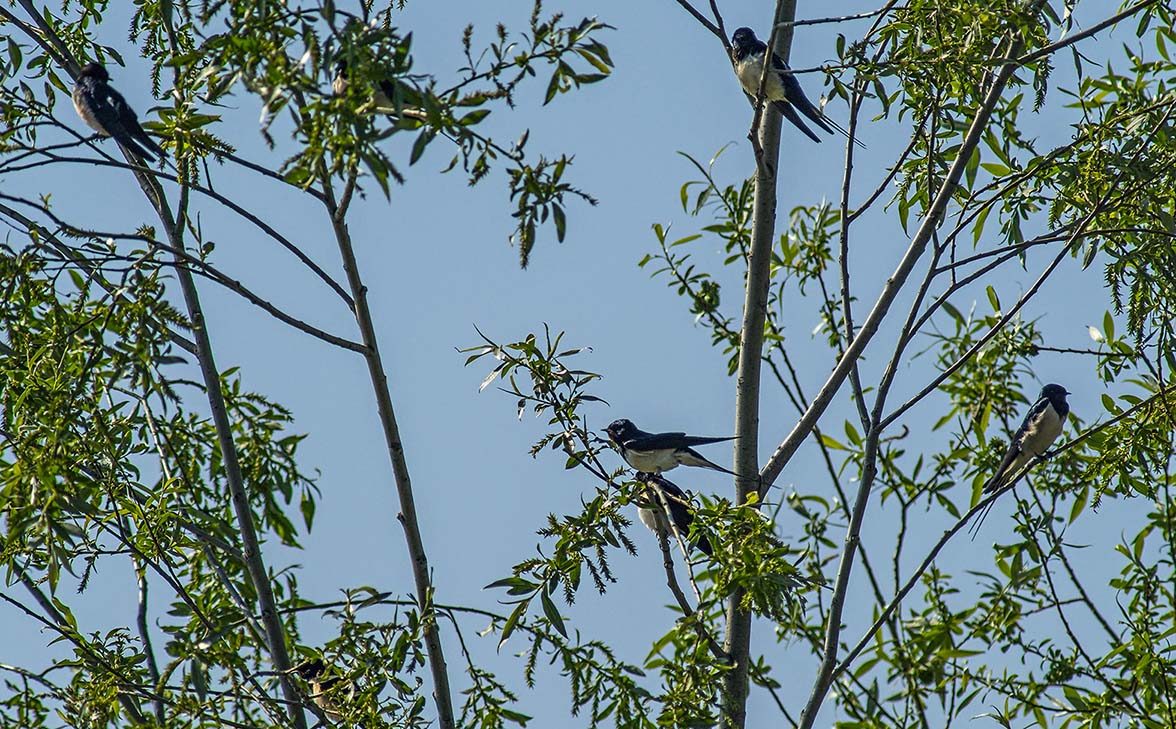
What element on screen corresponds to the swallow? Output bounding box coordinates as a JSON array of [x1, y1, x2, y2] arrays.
[[729, 27, 861, 146], [333, 59, 398, 109], [636, 472, 713, 556], [604, 418, 735, 475], [72, 62, 165, 161], [971, 383, 1071, 534], [292, 658, 352, 724]]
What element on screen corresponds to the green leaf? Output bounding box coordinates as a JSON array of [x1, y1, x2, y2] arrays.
[[941, 301, 964, 323], [576, 47, 612, 74], [299, 490, 316, 530], [540, 589, 567, 638], [844, 420, 861, 446], [1068, 484, 1088, 524], [972, 205, 991, 246], [818, 433, 846, 451], [485, 576, 539, 593], [552, 204, 566, 242], [499, 601, 528, 650], [985, 285, 1000, 313], [410, 129, 436, 165], [544, 67, 563, 104], [500, 708, 533, 726], [459, 109, 491, 126]]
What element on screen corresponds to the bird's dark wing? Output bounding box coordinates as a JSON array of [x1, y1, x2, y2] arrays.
[[377, 78, 397, 102], [88, 84, 160, 160], [628, 431, 734, 450], [693, 528, 713, 556], [1015, 396, 1052, 446], [109, 89, 165, 159], [983, 439, 1022, 494], [677, 434, 735, 447], [772, 53, 866, 148], [81, 86, 144, 156], [774, 100, 822, 143], [669, 491, 712, 555], [982, 396, 1050, 493], [625, 431, 689, 450], [772, 62, 835, 131]]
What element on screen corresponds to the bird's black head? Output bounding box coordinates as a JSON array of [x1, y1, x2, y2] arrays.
[[731, 27, 760, 53], [603, 419, 636, 444], [1040, 383, 1070, 403], [78, 63, 109, 82], [294, 659, 325, 680]]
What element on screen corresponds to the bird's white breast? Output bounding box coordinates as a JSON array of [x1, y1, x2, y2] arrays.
[[624, 448, 679, 474], [72, 87, 108, 135], [637, 506, 665, 534], [735, 55, 785, 101], [1020, 405, 1063, 457]]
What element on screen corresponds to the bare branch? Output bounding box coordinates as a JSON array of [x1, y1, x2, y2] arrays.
[[320, 166, 457, 728]]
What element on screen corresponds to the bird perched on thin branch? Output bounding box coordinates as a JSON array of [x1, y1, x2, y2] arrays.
[[291, 658, 352, 724], [635, 472, 713, 556], [72, 62, 165, 161], [604, 418, 735, 475], [971, 383, 1071, 534], [729, 26, 861, 146], [333, 59, 397, 109]]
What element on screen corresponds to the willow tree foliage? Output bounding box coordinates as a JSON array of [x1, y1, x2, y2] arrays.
[[3, 0, 1176, 728], [471, 1, 1176, 728], [1, 1, 610, 728]]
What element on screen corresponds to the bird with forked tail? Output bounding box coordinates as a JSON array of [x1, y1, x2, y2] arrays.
[[603, 418, 735, 476], [729, 26, 863, 147], [970, 383, 1071, 535], [72, 62, 165, 162]]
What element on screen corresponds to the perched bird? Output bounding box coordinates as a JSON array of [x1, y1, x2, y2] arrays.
[[333, 59, 397, 109], [72, 62, 165, 161], [729, 26, 859, 146], [636, 472, 712, 556], [604, 418, 735, 475], [292, 658, 352, 724], [971, 383, 1071, 534]]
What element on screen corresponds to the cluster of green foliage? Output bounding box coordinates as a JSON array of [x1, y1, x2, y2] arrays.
[[1, 0, 614, 727]]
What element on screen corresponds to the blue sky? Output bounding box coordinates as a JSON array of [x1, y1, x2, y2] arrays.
[[4, 0, 1153, 725]]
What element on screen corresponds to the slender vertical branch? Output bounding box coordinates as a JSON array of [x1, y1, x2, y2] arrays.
[[320, 171, 456, 729], [725, 2, 795, 727], [837, 84, 870, 431], [134, 560, 166, 725], [152, 178, 306, 728], [25, 17, 308, 722]]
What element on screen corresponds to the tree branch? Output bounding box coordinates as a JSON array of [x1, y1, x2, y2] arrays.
[[724, 1, 795, 727], [759, 35, 1027, 494], [320, 169, 457, 729]]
